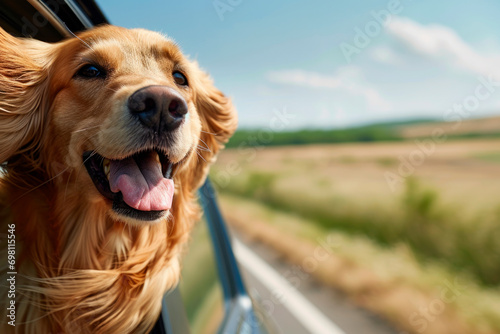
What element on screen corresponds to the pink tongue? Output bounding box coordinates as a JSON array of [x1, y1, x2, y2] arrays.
[[109, 152, 174, 211]]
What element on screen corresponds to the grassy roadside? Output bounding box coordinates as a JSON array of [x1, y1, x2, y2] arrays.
[[218, 194, 500, 334], [217, 169, 500, 287]]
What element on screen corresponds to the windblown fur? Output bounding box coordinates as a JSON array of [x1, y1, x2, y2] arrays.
[[0, 25, 237, 333]]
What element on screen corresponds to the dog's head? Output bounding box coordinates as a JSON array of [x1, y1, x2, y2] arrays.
[[0, 25, 237, 225]]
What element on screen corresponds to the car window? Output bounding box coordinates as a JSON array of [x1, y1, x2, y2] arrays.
[[179, 219, 225, 334]]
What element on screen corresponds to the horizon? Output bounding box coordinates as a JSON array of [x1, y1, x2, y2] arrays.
[[228, 113, 500, 132]]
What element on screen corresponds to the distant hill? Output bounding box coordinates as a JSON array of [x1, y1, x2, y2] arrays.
[[226, 116, 500, 148], [399, 116, 500, 139]]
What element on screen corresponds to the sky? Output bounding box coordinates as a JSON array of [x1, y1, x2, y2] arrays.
[[96, 0, 500, 130]]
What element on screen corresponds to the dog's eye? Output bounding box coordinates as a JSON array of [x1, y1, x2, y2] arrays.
[[173, 71, 188, 86], [76, 64, 106, 79]]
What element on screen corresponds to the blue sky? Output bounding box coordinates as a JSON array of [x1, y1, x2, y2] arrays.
[[96, 0, 500, 130]]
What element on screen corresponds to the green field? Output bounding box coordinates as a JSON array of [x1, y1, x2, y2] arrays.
[[226, 116, 500, 148]]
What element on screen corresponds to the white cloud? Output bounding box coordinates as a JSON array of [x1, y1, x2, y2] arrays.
[[266, 66, 391, 110], [370, 46, 402, 65], [386, 17, 500, 78], [267, 69, 342, 89]]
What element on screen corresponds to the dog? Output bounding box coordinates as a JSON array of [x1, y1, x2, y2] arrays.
[[0, 25, 237, 333]]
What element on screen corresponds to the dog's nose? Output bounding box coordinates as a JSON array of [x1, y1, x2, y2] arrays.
[[128, 85, 188, 131]]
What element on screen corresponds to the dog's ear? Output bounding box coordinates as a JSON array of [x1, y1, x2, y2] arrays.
[[190, 62, 238, 170], [0, 28, 51, 164], [190, 61, 238, 156], [186, 61, 237, 189]]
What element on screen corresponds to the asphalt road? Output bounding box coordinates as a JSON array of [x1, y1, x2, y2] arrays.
[[233, 230, 400, 334]]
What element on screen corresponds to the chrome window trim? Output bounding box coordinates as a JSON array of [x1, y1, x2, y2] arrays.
[[62, 0, 93, 29], [26, 0, 71, 37]]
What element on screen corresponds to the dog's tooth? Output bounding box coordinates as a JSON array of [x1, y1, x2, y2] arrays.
[[103, 159, 110, 179], [155, 152, 160, 163]]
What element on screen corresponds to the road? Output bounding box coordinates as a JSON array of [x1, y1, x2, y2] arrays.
[[232, 230, 400, 334]]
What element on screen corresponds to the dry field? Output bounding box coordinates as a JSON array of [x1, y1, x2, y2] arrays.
[[213, 138, 500, 334], [215, 138, 500, 214], [400, 116, 500, 138]]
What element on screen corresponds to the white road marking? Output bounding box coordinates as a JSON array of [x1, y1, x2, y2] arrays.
[[233, 238, 346, 334]]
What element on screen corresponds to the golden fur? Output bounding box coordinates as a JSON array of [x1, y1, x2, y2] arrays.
[[0, 25, 236, 333]]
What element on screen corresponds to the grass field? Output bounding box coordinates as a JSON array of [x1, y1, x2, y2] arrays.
[[212, 138, 500, 333]]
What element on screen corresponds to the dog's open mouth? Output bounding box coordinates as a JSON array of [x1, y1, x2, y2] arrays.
[[83, 150, 176, 221]]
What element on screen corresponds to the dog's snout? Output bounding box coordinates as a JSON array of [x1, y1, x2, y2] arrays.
[[128, 85, 188, 131]]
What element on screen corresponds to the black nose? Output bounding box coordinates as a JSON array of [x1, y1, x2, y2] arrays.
[[128, 85, 188, 132]]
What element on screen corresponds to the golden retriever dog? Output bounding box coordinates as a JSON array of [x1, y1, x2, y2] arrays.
[[0, 25, 236, 333]]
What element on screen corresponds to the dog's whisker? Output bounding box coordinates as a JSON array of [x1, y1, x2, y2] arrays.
[[196, 151, 207, 163], [171, 152, 192, 179], [15, 166, 71, 201], [83, 150, 99, 162], [57, 134, 103, 200], [172, 165, 180, 179], [198, 138, 212, 153], [64, 23, 95, 52], [72, 125, 102, 134], [63, 168, 74, 202], [63, 141, 105, 201], [16, 146, 104, 201], [105, 86, 120, 93], [200, 130, 219, 136], [196, 145, 211, 152]]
